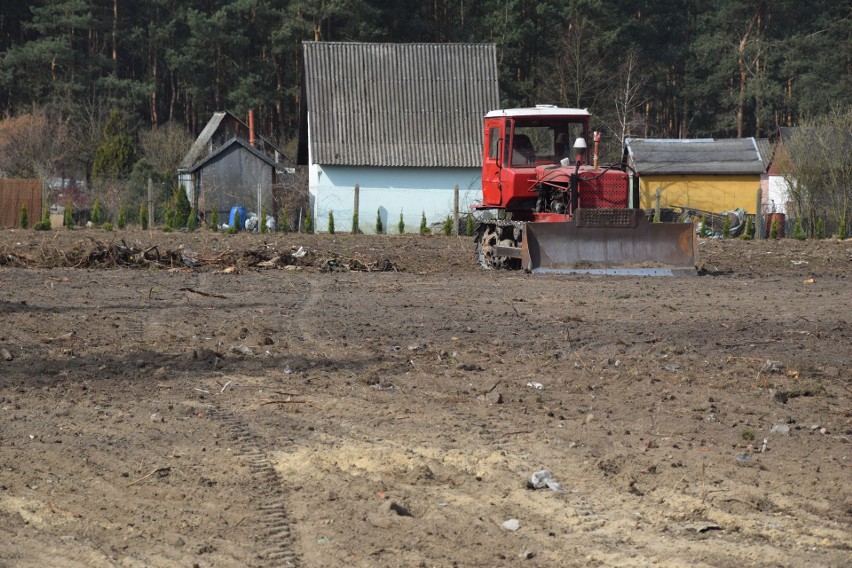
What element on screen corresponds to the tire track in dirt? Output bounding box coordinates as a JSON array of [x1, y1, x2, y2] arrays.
[[291, 275, 324, 343], [209, 407, 300, 567]]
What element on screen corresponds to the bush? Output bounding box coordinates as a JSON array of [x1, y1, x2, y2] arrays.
[[816, 217, 825, 239], [466, 214, 474, 236], [740, 216, 753, 240], [260, 207, 267, 234], [102, 222, 113, 231], [793, 219, 806, 240], [721, 214, 731, 238], [19, 203, 28, 229], [173, 186, 191, 228], [840, 217, 847, 239], [163, 209, 174, 230], [91, 199, 103, 225], [211, 209, 219, 232], [64, 205, 74, 229], [187, 208, 196, 231], [279, 206, 288, 233], [442, 215, 453, 236], [304, 209, 313, 233], [139, 204, 149, 229], [117, 205, 127, 229], [398, 210, 405, 234], [769, 217, 779, 239], [33, 209, 50, 231], [328, 210, 335, 234], [376, 208, 383, 234], [419, 211, 430, 235], [227, 210, 240, 234]]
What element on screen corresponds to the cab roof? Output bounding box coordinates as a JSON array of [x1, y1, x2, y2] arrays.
[[485, 105, 590, 118]]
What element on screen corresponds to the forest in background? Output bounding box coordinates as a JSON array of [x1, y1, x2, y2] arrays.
[[0, 1, 850, 208]]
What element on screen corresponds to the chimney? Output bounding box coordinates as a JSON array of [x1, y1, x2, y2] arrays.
[[248, 109, 256, 147]]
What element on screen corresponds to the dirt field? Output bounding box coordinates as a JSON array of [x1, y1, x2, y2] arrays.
[[1, 228, 850, 567]]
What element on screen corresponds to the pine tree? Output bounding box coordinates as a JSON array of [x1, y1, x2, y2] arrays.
[[33, 208, 50, 230], [442, 214, 453, 235], [174, 187, 191, 228], [304, 209, 312, 233], [740, 216, 753, 239], [260, 207, 267, 233], [64, 204, 74, 229], [419, 211, 429, 234], [140, 204, 149, 229], [20, 203, 29, 229], [351, 211, 359, 234], [376, 208, 383, 234], [227, 210, 240, 234], [92, 109, 137, 180], [279, 206, 288, 233], [722, 215, 731, 238], [210, 209, 219, 232], [328, 210, 335, 234], [816, 218, 825, 239], [466, 214, 474, 236], [187, 208, 196, 231], [793, 219, 806, 240], [91, 200, 103, 225], [117, 205, 127, 229], [398, 211, 405, 234], [770, 217, 779, 239]]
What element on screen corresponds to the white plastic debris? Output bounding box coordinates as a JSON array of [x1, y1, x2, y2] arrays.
[[501, 518, 520, 532], [292, 246, 306, 258], [529, 469, 564, 492], [526, 381, 543, 390]]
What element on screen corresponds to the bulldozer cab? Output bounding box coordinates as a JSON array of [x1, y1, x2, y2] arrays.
[[482, 109, 590, 209]]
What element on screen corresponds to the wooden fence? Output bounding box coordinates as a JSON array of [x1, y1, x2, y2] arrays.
[[0, 179, 42, 228]]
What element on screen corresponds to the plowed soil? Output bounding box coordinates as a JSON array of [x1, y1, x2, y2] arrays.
[[1, 228, 850, 567]]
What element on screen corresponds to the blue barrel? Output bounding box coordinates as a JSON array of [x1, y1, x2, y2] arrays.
[[229, 206, 246, 230]]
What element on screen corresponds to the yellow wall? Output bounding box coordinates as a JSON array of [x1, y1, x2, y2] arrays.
[[639, 175, 761, 214]]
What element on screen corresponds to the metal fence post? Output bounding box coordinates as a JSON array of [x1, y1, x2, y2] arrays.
[[147, 177, 154, 231], [755, 188, 763, 240], [453, 184, 459, 235], [353, 184, 360, 234]]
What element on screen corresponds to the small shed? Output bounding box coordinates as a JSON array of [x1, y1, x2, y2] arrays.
[[179, 111, 292, 223], [299, 42, 500, 232], [188, 138, 293, 224], [625, 138, 765, 214]]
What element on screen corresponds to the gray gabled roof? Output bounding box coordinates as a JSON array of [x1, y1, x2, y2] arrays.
[[180, 112, 228, 169], [625, 138, 765, 175], [188, 137, 287, 174], [302, 42, 499, 168]]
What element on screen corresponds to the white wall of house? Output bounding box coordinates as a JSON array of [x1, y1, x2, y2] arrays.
[[766, 174, 790, 214], [307, 163, 482, 233]]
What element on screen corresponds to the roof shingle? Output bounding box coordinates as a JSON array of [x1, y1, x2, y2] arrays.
[[302, 42, 499, 168], [626, 138, 765, 175]]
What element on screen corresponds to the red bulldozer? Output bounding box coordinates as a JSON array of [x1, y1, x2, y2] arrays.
[[474, 105, 697, 275]]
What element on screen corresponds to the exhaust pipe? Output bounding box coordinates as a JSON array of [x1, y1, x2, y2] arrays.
[[248, 109, 256, 147], [593, 131, 600, 169]]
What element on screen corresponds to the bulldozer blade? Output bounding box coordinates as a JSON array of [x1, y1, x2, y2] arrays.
[[522, 209, 697, 276]]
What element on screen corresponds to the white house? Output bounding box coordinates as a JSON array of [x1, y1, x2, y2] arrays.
[[298, 42, 499, 232]]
